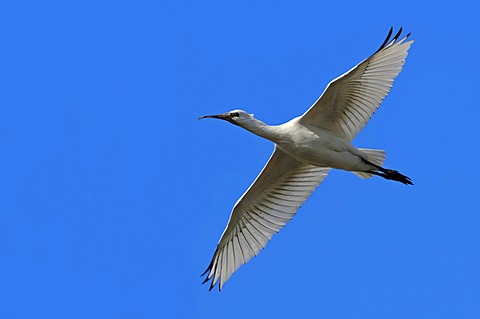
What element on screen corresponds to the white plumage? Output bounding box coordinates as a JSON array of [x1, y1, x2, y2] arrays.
[[199, 28, 414, 290]]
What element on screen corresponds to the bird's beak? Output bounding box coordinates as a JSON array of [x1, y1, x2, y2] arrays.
[[198, 114, 228, 120]]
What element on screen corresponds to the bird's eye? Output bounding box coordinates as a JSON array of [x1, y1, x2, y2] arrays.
[[230, 112, 240, 118]]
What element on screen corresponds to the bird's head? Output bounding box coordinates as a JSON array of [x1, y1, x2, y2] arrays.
[[198, 109, 254, 127]]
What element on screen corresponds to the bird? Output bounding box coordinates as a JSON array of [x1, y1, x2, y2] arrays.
[[199, 27, 413, 291]]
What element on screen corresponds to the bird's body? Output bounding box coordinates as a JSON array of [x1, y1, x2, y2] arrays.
[[282, 120, 372, 171], [239, 116, 373, 172], [199, 28, 414, 291]]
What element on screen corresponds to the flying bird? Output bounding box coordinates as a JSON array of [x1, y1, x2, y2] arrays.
[[199, 28, 413, 291]]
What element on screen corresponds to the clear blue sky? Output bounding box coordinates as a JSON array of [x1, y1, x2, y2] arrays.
[[1, 1, 479, 318]]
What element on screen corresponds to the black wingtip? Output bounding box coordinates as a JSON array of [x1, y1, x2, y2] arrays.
[[375, 27, 409, 54], [202, 271, 222, 292], [201, 258, 220, 291], [375, 27, 393, 53], [201, 258, 214, 288], [392, 27, 403, 42], [201, 252, 216, 277], [201, 267, 210, 277]]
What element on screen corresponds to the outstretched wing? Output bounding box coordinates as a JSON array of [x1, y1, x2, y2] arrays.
[[202, 147, 330, 290], [300, 28, 413, 141]]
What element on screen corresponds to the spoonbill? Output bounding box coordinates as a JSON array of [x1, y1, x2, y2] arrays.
[[199, 28, 413, 291]]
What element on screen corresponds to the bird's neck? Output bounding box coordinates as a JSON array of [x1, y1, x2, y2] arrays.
[[240, 118, 283, 142]]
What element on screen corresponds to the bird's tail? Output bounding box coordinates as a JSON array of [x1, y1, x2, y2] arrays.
[[353, 149, 386, 179]]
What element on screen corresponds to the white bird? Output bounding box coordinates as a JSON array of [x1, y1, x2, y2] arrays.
[[199, 28, 413, 291]]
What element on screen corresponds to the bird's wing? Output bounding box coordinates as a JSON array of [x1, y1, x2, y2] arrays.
[[299, 28, 413, 141], [202, 147, 330, 291]]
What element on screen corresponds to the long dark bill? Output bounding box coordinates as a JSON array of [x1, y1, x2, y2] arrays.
[[198, 114, 228, 120]]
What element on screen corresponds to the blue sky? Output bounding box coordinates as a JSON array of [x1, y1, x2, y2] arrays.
[[1, 1, 479, 318]]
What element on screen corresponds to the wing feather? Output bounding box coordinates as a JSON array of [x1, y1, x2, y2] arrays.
[[202, 147, 330, 290], [300, 28, 413, 141]]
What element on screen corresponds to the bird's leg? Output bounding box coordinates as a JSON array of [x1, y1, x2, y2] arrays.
[[366, 168, 413, 185], [363, 159, 413, 185]]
